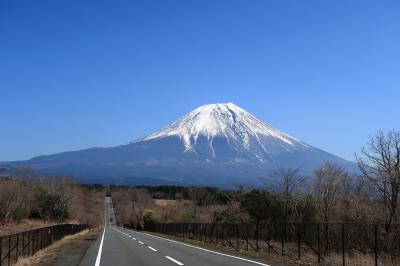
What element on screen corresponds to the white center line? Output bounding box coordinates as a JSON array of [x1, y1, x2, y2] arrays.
[[138, 241, 144, 244], [165, 256, 184, 265], [148, 246, 157, 252]]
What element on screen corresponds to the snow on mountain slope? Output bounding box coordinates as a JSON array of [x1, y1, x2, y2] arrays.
[[9, 102, 357, 186], [135, 103, 308, 158]]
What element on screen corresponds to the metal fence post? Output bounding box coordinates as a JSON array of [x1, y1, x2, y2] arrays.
[[246, 226, 249, 250], [297, 223, 301, 260], [236, 224, 239, 250], [204, 223, 207, 242], [216, 224, 219, 244], [181, 223, 183, 238], [15, 234, 19, 262], [0, 236, 2, 266], [281, 223, 285, 256], [22, 232, 25, 257], [342, 224, 345, 266], [28, 230, 31, 256], [317, 224, 321, 263], [221, 225, 225, 247], [268, 223, 271, 254], [374, 224, 378, 266], [41, 229, 43, 249], [8, 235, 11, 266], [256, 223, 259, 252], [36, 230, 38, 253]]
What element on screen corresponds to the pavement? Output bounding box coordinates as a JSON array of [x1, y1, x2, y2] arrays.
[[79, 197, 275, 266]]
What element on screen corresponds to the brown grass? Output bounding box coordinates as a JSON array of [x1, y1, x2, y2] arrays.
[[14, 229, 91, 266], [153, 199, 177, 206], [0, 219, 57, 236], [0, 218, 90, 236], [145, 231, 397, 266], [145, 231, 300, 266], [153, 199, 191, 206]]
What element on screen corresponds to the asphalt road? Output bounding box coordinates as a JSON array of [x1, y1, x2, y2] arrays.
[[80, 197, 274, 266]]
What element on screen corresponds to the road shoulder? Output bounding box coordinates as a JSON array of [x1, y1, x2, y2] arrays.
[[16, 228, 101, 266]]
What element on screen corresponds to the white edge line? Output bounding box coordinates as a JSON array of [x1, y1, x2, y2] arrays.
[[95, 199, 107, 266], [165, 256, 184, 265], [135, 230, 270, 266], [95, 227, 105, 266], [148, 246, 157, 251]]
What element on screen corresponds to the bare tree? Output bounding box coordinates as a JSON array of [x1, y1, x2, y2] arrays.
[[112, 188, 131, 225], [187, 187, 208, 221], [0, 180, 18, 224], [0, 177, 35, 224], [312, 162, 349, 223], [356, 130, 400, 231], [270, 167, 306, 223], [129, 188, 152, 229]]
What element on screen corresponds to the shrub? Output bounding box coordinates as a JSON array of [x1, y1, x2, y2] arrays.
[[35, 187, 69, 222], [143, 209, 156, 230], [241, 189, 283, 223]]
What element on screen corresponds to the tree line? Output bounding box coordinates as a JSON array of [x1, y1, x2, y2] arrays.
[[112, 130, 400, 233], [1, 130, 399, 233], [0, 168, 104, 228]]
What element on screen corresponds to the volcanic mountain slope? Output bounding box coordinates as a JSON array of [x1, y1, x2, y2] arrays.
[[11, 103, 356, 187]]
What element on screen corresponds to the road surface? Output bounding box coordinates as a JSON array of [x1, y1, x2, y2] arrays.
[[80, 197, 274, 266]]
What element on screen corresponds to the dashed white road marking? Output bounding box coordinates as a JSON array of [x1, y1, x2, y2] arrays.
[[148, 246, 157, 252], [165, 256, 184, 265], [137, 230, 271, 266], [115, 227, 198, 266]]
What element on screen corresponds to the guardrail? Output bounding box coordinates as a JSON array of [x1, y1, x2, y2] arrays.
[[146, 222, 400, 266], [0, 223, 88, 266]]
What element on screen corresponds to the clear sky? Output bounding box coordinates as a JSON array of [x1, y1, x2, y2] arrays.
[[1, 0, 399, 161]]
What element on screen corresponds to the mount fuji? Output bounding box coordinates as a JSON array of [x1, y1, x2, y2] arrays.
[[9, 103, 356, 187]]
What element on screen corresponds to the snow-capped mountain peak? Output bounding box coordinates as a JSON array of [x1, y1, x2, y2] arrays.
[[136, 103, 308, 156], [14, 102, 356, 187]]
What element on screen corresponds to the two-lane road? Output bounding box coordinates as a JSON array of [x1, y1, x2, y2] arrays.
[[80, 197, 274, 266]]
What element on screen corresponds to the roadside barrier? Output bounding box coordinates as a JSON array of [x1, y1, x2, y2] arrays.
[[0, 223, 88, 266]]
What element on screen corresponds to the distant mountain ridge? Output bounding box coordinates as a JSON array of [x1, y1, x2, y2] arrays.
[[0, 165, 11, 178], [9, 103, 357, 187]]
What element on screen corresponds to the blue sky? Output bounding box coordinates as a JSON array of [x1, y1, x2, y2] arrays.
[[1, 0, 399, 161]]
